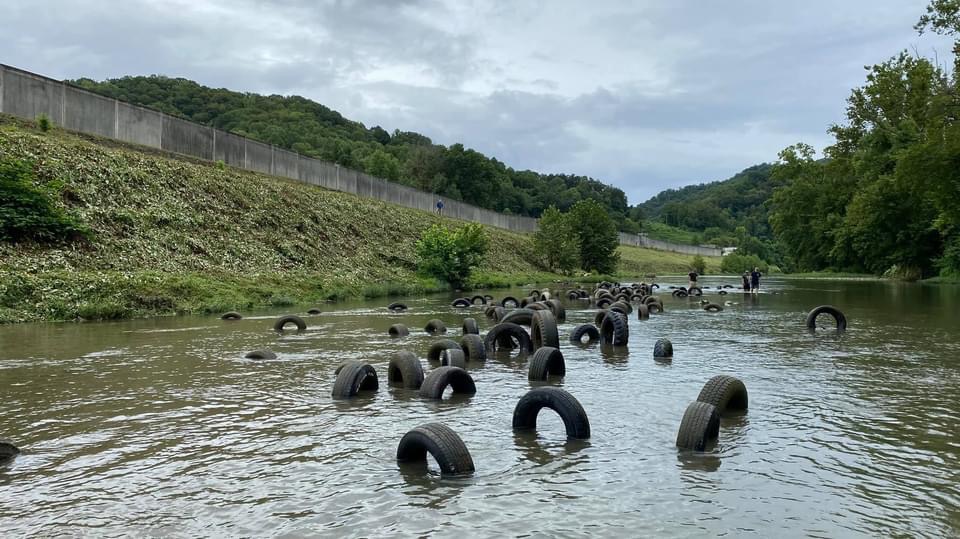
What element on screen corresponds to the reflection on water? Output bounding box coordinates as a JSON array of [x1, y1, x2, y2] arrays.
[[1, 277, 959, 537]]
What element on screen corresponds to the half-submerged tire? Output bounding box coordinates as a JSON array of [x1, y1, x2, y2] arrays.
[[428, 339, 462, 362], [388, 302, 408, 312], [461, 317, 479, 335], [545, 299, 566, 323], [512, 387, 590, 439], [307, 308, 322, 315], [636, 303, 649, 320], [531, 310, 560, 350], [500, 308, 535, 327], [500, 296, 520, 308], [274, 315, 307, 332], [703, 303, 723, 312], [245, 350, 277, 360], [389, 323, 409, 338], [696, 375, 748, 415], [688, 287, 703, 297], [600, 310, 629, 346], [528, 347, 566, 380], [396, 423, 475, 475], [672, 290, 688, 298], [331, 362, 379, 398], [0, 442, 20, 464], [471, 295, 487, 305], [570, 324, 600, 345], [221, 311, 243, 320], [388, 351, 425, 389], [676, 401, 720, 451], [460, 334, 487, 362], [419, 366, 477, 399], [424, 319, 447, 335], [451, 298, 472, 308], [805, 305, 847, 331], [653, 338, 673, 360], [441, 348, 467, 369], [484, 323, 534, 356]]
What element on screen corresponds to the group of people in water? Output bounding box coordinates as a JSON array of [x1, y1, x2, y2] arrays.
[[687, 268, 762, 292]]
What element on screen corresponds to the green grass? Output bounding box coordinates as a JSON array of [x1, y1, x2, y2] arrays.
[[617, 245, 722, 276], [641, 221, 704, 245], [783, 272, 884, 280]]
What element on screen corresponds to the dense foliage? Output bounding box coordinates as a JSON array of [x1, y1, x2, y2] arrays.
[[415, 223, 489, 287], [72, 76, 635, 227], [532, 206, 580, 274], [569, 199, 620, 274], [0, 158, 88, 243]]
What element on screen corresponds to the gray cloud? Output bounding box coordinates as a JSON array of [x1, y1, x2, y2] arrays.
[[1, 0, 954, 203]]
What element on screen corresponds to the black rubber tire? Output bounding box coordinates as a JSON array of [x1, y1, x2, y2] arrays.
[[610, 301, 632, 315], [424, 319, 447, 335], [388, 302, 408, 312], [484, 294, 494, 301], [703, 303, 723, 312], [388, 351, 425, 389], [307, 308, 322, 315], [569, 324, 600, 345], [440, 348, 467, 368], [528, 347, 566, 380], [527, 289, 542, 301], [274, 315, 307, 332], [512, 387, 590, 439], [451, 298, 472, 308], [805, 305, 847, 331], [500, 296, 520, 308], [651, 283, 660, 290], [484, 323, 534, 355], [672, 290, 688, 298], [631, 294, 644, 303], [221, 311, 242, 320], [567, 291, 580, 300], [593, 310, 608, 327], [492, 306, 507, 322], [428, 339, 462, 363], [461, 317, 479, 335], [718, 290, 728, 295], [600, 310, 629, 346], [419, 366, 477, 399], [331, 362, 379, 398], [244, 350, 277, 360], [396, 423, 475, 475], [470, 295, 487, 305], [0, 442, 21, 463], [696, 375, 748, 415], [642, 295, 661, 306], [531, 310, 560, 350], [653, 338, 673, 359], [484, 305, 499, 319], [688, 287, 703, 297], [500, 308, 535, 327], [596, 298, 613, 309], [636, 303, 649, 320], [526, 301, 549, 311], [389, 324, 410, 338], [648, 300, 664, 314], [676, 401, 720, 451], [460, 334, 487, 362]]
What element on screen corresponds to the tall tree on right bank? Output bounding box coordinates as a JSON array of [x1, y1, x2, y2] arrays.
[[569, 199, 620, 274]]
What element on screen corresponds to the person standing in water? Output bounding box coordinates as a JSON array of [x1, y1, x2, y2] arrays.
[[742, 271, 751, 292], [750, 267, 762, 293], [688, 269, 699, 291]]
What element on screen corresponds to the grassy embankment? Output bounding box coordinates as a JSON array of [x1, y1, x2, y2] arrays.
[[0, 117, 720, 322]]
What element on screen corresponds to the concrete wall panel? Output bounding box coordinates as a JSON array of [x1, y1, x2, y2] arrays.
[[273, 148, 299, 179], [244, 140, 272, 175], [63, 86, 115, 138], [213, 130, 245, 168], [116, 102, 162, 148], [162, 115, 212, 160], [1, 68, 63, 124]]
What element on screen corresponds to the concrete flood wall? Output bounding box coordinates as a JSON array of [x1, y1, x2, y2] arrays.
[[1, 63, 704, 247]]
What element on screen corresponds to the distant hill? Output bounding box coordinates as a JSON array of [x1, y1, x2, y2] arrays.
[[71, 75, 632, 227]]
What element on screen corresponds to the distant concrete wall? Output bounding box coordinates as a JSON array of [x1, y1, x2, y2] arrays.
[[619, 232, 723, 257], [2, 63, 698, 245]]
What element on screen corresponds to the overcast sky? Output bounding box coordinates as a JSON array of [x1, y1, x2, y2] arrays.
[[2, 1, 954, 203]]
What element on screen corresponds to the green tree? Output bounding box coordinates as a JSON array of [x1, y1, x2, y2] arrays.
[[0, 158, 89, 243], [363, 149, 402, 183], [691, 254, 706, 274], [415, 223, 488, 287], [532, 206, 580, 273], [569, 199, 620, 274]]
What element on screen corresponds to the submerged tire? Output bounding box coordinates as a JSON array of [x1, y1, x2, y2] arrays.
[[569, 324, 600, 345], [648, 300, 664, 314], [0, 442, 21, 463], [703, 303, 723, 312], [676, 401, 720, 451], [460, 334, 487, 362], [500, 296, 520, 308], [600, 310, 629, 346], [653, 338, 673, 359], [396, 423, 475, 475], [688, 287, 703, 297], [642, 295, 661, 306], [636, 303, 649, 320], [596, 298, 613, 309], [611, 301, 632, 315], [528, 347, 566, 380], [424, 319, 448, 335], [419, 366, 477, 399], [531, 310, 560, 350], [544, 299, 566, 322], [440, 348, 467, 369], [696, 375, 748, 415], [428, 339, 462, 363], [388, 351, 425, 389], [500, 308, 535, 327], [452, 298, 472, 308], [512, 387, 590, 439], [331, 362, 379, 398], [462, 317, 479, 335], [672, 290, 688, 298], [245, 350, 277, 360], [389, 324, 410, 338], [484, 323, 534, 356], [274, 315, 307, 332], [491, 306, 507, 322], [388, 302, 408, 312], [471, 295, 487, 305], [221, 311, 243, 320], [307, 308, 322, 315], [805, 305, 847, 331], [484, 305, 499, 319]]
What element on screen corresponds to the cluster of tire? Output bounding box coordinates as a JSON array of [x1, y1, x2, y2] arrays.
[[667, 286, 727, 312]]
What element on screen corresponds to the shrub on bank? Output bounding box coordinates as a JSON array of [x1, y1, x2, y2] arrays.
[[415, 223, 489, 288]]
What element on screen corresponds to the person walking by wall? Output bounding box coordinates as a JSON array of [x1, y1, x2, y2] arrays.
[[741, 271, 751, 292], [750, 267, 762, 293], [436, 198, 444, 215], [688, 269, 698, 290]]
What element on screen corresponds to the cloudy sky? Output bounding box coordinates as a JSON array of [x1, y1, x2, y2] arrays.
[[1, 1, 954, 203]]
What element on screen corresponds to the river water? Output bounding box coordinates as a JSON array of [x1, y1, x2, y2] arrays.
[[0, 277, 958, 537]]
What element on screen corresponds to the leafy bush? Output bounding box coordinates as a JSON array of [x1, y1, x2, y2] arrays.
[[415, 223, 488, 287], [569, 199, 620, 274], [36, 113, 52, 132], [691, 254, 706, 274], [721, 252, 769, 274], [0, 158, 89, 243], [532, 206, 580, 274]]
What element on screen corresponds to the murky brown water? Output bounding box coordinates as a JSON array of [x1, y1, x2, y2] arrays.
[[1, 278, 958, 537]]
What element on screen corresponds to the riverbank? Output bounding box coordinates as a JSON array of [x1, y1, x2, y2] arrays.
[[0, 118, 707, 323]]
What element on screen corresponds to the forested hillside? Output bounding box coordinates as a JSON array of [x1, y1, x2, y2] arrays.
[[71, 76, 635, 229]]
